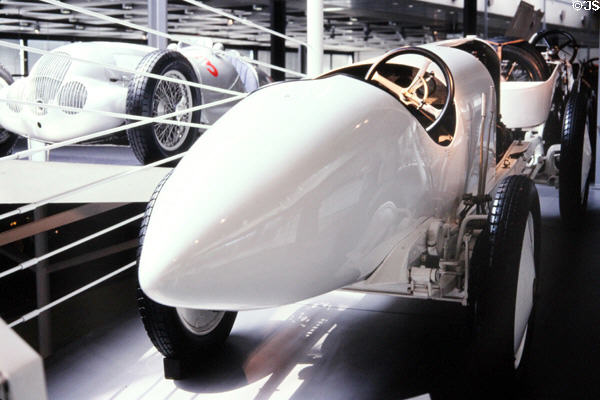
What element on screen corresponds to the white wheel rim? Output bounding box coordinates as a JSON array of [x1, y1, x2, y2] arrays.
[[514, 213, 536, 369], [152, 69, 193, 151], [581, 119, 592, 201], [176, 308, 225, 336]]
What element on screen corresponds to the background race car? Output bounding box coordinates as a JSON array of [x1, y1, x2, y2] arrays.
[[0, 41, 271, 164]]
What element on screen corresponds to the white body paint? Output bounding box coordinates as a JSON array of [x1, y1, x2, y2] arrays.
[[0, 41, 265, 142], [500, 66, 560, 129], [138, 45, 497, 310]]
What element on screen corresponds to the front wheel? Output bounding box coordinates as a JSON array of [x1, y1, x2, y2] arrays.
[[469, 175, 541, 392], [138, 289, 237, 359], [127, 50, 202, 165], [559, 88, 594, 229], [137, 171, 236, 360]]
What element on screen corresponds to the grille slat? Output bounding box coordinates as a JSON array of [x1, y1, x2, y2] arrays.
[[27, 52, 71, 116], [57, 81, 87, 115]]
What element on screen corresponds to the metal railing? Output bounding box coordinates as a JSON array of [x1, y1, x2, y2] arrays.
[[0, 0, 307, 352]]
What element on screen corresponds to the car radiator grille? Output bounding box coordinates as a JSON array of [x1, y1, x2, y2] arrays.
[[57, 81, 87, 115], [26, 52, 71, 116]]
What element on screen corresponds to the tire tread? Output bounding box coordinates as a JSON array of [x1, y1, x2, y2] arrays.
[[559, 87, 591, 229], [127, 50, 201, 165], [136, 172, 236, 359]]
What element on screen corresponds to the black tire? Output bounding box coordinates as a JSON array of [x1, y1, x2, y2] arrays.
[[559, 88, 594, 229], [137, 172, 237, 360], [468, 175, 541, 393], [541, 88, 567, 150], [127, 50, 202, 165], [0, 64, 17, 157], [501, 44, 549, 82]]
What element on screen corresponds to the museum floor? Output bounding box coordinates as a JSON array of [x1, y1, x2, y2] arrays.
[[43, 184, 600, 400]]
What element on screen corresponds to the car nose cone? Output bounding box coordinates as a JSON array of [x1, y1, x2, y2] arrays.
[[138, 75, 428, 310]]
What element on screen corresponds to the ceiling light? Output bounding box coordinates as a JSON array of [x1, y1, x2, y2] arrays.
[[227, 19, 234, 26], [59, 9, 70, 14], [122, 3, 133, 10], [324, 7, 344, 12]]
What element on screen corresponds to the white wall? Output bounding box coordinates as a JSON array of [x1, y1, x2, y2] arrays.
[[418, 0, 593, 29], [0, 39, 20, 77]]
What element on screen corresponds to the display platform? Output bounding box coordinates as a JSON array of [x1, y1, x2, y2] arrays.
[[42, 186, 600, 400], [0, 157, 170, 204]]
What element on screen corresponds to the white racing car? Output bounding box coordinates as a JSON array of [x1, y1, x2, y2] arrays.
[[134, 35, 592, 391], [0, 41, 271, 163]]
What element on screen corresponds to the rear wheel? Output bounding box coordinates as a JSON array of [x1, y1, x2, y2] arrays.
[[469, 175, 541, 393], [137, 172, 237, 360], [0, 64, 17, 157], [500, 44, 549, 82], [127, 50, 202, 165], [559, 88, 594, 229]]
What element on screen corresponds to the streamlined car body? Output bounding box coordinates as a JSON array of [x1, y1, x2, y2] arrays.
[[139, 43, 498, 309], [135, 36, 591, 384]]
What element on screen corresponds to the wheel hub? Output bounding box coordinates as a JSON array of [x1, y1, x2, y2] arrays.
[[513, 213, 536, 369], [152, 69, 193, 151], [176, 308, 225, 336]]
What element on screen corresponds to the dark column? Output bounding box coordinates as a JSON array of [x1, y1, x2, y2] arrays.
[[463, 0, 477, 36], [299, 45, 307, 74], [270, 0, 286, 81]]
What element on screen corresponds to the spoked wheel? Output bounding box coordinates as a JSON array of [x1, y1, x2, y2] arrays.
[[137, 172, 237, 360], [500, 44, 549, 82], [531, 29, 579, 63], [127, 50, 202, 165], [468, 175, 541, 394], [559, 87, 594, 229], [0, 64, 17, 157]]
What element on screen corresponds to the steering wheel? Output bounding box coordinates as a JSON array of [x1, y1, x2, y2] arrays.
[[531, 30, 578, 63], [364, 47, 454, 133]]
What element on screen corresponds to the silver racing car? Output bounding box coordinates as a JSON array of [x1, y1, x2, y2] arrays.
[[0, 41, 270, 163]]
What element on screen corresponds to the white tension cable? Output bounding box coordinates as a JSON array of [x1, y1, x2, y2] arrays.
[[0, 152, 184, 222], [182, 0, 309, 48], [0, 213, 144, 280], [38, 0, 307, 78], [0, 97, 210, 130], [0, 94, 246, 163], [0, 40, 246, 97], [8, 261, 137, 328]]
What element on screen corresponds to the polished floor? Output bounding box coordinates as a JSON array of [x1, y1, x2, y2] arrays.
[[42, 183, 600, 400]]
